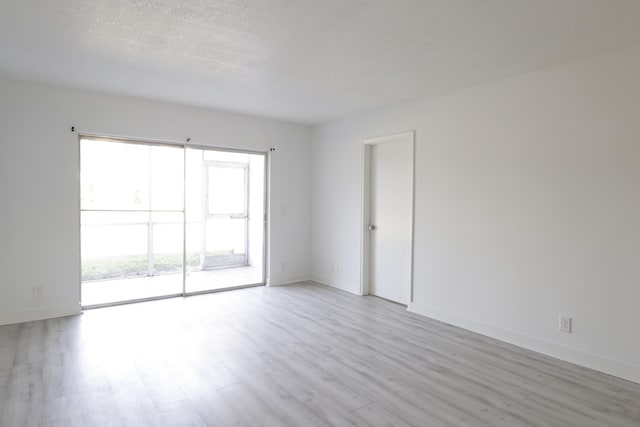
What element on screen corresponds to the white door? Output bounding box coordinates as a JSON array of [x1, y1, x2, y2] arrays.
[[369, 136, 413, 305]]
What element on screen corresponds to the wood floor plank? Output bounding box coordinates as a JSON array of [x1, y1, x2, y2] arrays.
[[352, 403, 414, 427], [42, 394, 83, 427], [157, 399, 207, 427], [217, 382, 287, 427], [0, 281, 639, 426], [0, 345, 15, 380], [134, 358, 188, 408], [1, 380, 44, 427], [120, 410, 166, 427], [178, 388, 242, 427], [614, 389, 640, 421], [162, 358, 235, 427], [77, 379, 122, 427]]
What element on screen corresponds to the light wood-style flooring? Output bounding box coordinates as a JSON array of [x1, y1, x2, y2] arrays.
[[0, 282, 639, 426]]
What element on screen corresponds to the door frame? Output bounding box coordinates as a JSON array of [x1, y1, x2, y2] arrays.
[[202, 160, 250, 269], [360, 131, 415, 304]]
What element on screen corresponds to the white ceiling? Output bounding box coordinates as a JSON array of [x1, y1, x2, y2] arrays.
[[2, 0, 640, 124]]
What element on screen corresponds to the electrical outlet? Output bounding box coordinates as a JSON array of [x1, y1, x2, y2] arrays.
[[559, 316, 572, 333], [32, 285, 43, 299]]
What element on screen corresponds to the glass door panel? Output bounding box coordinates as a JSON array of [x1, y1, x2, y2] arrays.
[[81, 211, 184, 306], [205, 163, 248, 268], [185, 148, 265, 293], [81, 211, 149, 282], [204, 217, 247, 268], [207, 165, 247, 215], [80, 138, 184, 307], [81, 140, 151, 211], [149, 145, 186, 211]]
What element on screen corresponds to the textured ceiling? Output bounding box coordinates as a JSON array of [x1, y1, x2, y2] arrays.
[[2, 0, 640, 124]]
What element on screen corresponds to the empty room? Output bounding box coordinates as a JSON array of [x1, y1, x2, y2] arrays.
[[1, 1, 640, 426]]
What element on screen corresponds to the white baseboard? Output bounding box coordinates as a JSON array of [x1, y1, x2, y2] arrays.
[[0, 304, 82, 326], [309, 276, 362, 296], [268, 275, 311, 287], [408, 301, 640, 385]]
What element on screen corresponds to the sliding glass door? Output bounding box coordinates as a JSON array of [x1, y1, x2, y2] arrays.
[[80, 137, 266, 307], [184, 148, 265, 293]]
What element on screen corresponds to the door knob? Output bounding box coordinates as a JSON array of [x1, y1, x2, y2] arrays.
[[368, 224, 376, 231]]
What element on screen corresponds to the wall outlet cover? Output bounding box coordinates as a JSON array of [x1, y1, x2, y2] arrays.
[[559, 316, 572, 333], [32, 286, 43, 299]]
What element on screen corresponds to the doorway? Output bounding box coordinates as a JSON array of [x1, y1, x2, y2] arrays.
[[362, 131, 414, 305], [80, 137, 266, 307]]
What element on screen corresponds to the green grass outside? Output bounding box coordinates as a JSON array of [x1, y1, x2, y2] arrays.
[[82, 250, 232, 281]]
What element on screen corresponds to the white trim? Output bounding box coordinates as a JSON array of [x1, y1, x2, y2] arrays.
[[263, 150, 270, 287], [360, 146, 371, 296], [309, 278, 363, 296], [77, 131, 268, 155], [361, 131, 415, 303], [408, 301, 640, 384], [268, 276, 312, 287], [0, 305, 82, 326], [363, 131, 415, 146]]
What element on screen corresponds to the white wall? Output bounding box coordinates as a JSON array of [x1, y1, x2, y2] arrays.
[[311, 46, 640, 383], [0, 76, 311, 326]]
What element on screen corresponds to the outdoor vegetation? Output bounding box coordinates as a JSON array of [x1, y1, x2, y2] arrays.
[[82, 250, 233, 281]]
